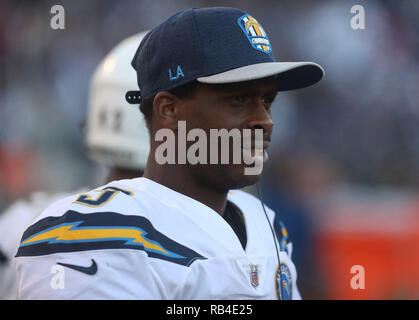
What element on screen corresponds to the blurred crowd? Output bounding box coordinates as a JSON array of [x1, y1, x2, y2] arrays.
[[1, 0, 419, 299]]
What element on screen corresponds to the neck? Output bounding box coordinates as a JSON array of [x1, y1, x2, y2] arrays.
[[106, 167, 144, 184], [143, 154, 228, 215]]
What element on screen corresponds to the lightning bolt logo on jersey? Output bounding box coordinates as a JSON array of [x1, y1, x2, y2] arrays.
[[17, 210, 205, 267], [237, 14, 272, 53]]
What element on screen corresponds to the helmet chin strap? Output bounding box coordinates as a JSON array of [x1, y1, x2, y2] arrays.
[[256, 182, 285, 300]]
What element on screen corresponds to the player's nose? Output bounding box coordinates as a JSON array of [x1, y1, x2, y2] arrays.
[[247, 102, 274, 135]]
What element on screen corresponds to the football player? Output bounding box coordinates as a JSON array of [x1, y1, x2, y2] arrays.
[[15, 8, 323, 299]]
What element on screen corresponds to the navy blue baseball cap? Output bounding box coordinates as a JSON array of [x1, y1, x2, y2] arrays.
[[126, 7, 324, 104]]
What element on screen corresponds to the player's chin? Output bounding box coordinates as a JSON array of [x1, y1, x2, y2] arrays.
[[194, 163, 263, 192], [226, 163, 263, 189]]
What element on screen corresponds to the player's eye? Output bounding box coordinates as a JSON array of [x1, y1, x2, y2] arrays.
[[262, 95, 276, 109], [230, 95, 249, 106]]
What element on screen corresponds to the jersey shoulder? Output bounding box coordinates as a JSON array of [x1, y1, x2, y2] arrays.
[[16, 179, 206, 267]]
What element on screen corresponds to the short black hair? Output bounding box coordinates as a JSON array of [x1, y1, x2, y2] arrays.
[[139, 80, 198, 131]]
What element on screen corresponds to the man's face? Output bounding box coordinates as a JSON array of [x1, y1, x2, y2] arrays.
[[178, 76, 277, 191]]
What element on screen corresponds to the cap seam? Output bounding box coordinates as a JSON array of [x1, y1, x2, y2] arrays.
[[190, 9, 208, 80]]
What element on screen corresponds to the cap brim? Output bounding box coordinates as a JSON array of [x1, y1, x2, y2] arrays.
[[197, 62, 324, 91]]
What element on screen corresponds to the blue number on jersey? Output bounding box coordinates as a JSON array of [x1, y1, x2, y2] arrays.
[[74, 186, 133, 207]]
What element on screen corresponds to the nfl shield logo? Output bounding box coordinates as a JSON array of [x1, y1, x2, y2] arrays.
[[249, 264, 259, 288]]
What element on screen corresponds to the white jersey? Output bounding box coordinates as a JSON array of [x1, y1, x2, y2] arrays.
[[14, 177, 300, 300], [0, 190, 86, 299]]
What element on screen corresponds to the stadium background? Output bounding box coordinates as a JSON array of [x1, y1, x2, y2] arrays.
[[1, 0, 418, 299]]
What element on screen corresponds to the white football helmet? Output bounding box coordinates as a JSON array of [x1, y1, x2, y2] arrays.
[[85, 31, 150, 170]]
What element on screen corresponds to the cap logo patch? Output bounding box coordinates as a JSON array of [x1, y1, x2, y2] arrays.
[[237, 15, 271, 54]]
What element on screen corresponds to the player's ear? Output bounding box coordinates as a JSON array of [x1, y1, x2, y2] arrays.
[[153, 91, 182, 131]]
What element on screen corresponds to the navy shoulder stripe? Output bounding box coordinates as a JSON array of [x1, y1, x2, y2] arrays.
[[16, 210, 206, 267]]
